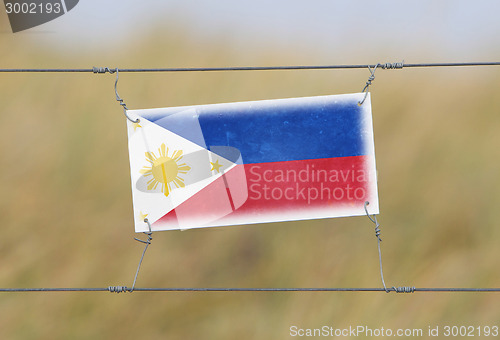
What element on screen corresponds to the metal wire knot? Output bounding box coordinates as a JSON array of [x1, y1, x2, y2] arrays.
[[92, 67, 115, 74], [392, 286, 416, 293], [380, 61, 404, 70], [108, 286, 129, 293]]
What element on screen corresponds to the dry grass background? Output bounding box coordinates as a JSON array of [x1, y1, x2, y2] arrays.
[[1, 16, 500, 340]]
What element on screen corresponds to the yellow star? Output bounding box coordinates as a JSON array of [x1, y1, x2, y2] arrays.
[[132, 121, 142, 131], [210, 159, 223, 173], [139, 211, 149, 221]]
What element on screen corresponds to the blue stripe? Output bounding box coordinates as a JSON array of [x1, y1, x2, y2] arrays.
[[142, 96, 368, 164]]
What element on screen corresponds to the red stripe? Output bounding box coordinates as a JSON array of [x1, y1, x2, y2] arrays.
[[156, 156, 373, 228]]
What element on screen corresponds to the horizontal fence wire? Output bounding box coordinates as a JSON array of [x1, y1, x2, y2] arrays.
[[0, 62, 500, 73], [1, 287, 500, 293]]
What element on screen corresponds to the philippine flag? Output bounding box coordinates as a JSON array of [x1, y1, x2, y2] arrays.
[[127, 93, 378, 232]]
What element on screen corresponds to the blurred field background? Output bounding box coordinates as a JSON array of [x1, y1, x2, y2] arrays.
[[1, 2, 500, 339]]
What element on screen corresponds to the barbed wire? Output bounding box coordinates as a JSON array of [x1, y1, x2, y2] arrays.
[[0, 61, 499, 73]]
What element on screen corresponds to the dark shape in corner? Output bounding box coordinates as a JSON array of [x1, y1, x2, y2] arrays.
[[5, 0, 79, 33]]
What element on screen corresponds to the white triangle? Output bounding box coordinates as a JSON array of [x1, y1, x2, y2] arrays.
[[127, 111, 236, 232]]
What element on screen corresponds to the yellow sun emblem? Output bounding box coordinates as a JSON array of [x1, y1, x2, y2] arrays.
[[140, 143, 191, 197]]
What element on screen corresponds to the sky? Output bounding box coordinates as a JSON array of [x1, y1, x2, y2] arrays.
[[3, 0, 500, 62]]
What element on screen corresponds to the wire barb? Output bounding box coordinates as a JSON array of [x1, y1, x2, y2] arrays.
[[379, 61, 405, 70], [108, 286, 129, 293], [92, 66, 115, 74], [391, 286, 415, 293]]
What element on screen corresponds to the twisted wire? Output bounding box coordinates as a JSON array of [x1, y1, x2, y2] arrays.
[[112, 68, 138, 123], [364, 201, 389, 292], [358, 64, 379, 105], [130, 219, 153, 292], [364, 202, 416, 294]]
